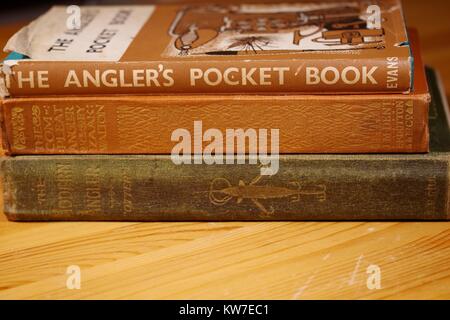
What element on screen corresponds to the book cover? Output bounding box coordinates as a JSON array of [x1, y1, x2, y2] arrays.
[[0, 31, 429, 155], [0, 0, 412, 97], [1, 67, 448, 221]]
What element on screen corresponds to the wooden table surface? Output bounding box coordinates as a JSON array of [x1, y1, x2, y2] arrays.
[[1, 1, 450, 300]]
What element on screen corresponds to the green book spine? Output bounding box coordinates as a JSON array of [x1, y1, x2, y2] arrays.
[[1, 68, 449, 221], [1, 153, 449, 221]]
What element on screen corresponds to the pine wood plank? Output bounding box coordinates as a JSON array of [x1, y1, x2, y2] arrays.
[[0, 222, 449, 299]]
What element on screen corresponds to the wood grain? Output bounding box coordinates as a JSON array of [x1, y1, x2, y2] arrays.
[[1, 0, 450, 299]]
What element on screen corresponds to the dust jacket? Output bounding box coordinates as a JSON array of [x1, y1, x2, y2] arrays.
[[0, 1, 412, 97]]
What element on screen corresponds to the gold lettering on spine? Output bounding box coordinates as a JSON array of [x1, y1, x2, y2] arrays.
[[10, 107, 26, 150], [76, 107, 88, 151], [30, 104, 108, 152], [394, 100, 414, 150], [53, 106, 66, 149], [86, 107, 98, 150], [35, 177, 47, 206], [404, 100, 414, 149], [85, 105, 107, 151], [43, 105, 55, 149], [425, 176, 437, 215], [121, 168, 133, 214], [379, 100, 414, 150], [96, 107, 107, 151], [31, 106, 44, 151], [55, 163, 74, 214], [80, 166, 102, 214], [64, 106, 78, 150]]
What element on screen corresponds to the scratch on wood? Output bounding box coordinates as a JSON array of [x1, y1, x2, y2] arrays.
[[291, 274, 315, 299], [348, 254, 364, 286]]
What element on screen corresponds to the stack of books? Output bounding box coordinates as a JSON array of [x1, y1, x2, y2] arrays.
[[0, 1, 449, 221]]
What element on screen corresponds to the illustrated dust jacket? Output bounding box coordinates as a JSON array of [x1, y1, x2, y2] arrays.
[[1, 0, 412, 96]]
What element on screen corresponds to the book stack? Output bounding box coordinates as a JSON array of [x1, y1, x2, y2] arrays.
[[0, 1, 449, 221]]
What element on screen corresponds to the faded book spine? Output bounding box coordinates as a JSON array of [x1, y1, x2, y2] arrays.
[[0, 57, 411, 97], [0, 93, 429, 154], [1, 155, 449, 221]]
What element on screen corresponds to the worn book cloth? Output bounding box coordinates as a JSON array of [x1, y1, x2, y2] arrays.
[[0, 31, 429, 154], [1, 68, 448, 221]]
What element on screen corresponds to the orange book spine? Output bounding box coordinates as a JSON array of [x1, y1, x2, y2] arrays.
[[1, 92, 429, 155], [1, 57, 411, 97]]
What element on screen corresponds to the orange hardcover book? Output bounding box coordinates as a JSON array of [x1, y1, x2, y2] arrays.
[[0, 30, 429, 155], [0, 0, 412, 97]]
